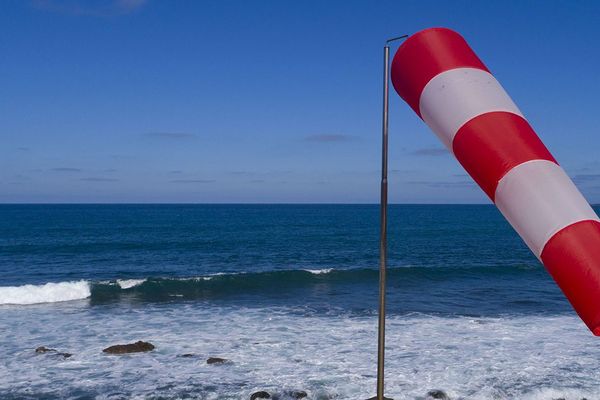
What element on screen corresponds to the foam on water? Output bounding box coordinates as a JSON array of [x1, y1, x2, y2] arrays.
[[304, 268, 333, 274], [116, 279, 146, 289], [0, 281, 90, 305], [198, 272, 233, 280], [1, 302, 599, 399]]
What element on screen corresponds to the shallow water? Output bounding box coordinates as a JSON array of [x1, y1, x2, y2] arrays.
[[2, 304, 600, 399]]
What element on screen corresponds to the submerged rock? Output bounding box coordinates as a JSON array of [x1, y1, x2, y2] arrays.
[[178, 353, 199, 358], [102, 341, 155, 354], [427, 390, 449, 399], [285, 390, 307, 399], [35, 346, 72, 358], [250, 391, 271, 400], [206, 357, 228, 364], [251, 390, 307, 400]]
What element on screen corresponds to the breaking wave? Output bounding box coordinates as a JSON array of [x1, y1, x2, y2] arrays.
[[0, 265, 551, 308], [116, 279, 146, 289], [0, 280, 91, 305]]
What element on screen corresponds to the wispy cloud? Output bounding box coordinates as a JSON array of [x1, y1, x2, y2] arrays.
[[304, 134, 354, 143], [17, 147, 30, 152], [80, 177, 119, 182], [573, 174, 600, 184], [170, 179, 215, 184], [142, 132, 196, 140], [31, 0, 147, 16], [13, 174, 31, 181], [51, 167, 82, 172], [391, 169, 419, 174], [410, 147, 448, 157], [228, 171, 254, 176]]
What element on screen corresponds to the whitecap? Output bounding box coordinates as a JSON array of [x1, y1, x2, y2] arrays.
[[0, 280, 91, 305], [116, 279, 146, 289], [304, 268, 333, 274]]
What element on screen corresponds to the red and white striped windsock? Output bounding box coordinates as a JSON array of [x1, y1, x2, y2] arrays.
[[391, 27, 600, 335]]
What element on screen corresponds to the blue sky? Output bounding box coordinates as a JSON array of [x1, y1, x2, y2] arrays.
[[2, 0, 600, 203]]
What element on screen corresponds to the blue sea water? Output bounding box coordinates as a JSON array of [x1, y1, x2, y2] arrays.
[[1, 204, 599, 399]]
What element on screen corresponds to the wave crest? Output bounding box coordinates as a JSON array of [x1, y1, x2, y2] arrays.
[[304, 268, 333, 274], [1, 265, 545, 306], [0, 280, 91, 305], [116, 279, 146, 289]]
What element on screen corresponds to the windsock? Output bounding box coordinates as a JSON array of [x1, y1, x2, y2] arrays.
[[391, 27, 600, 335]]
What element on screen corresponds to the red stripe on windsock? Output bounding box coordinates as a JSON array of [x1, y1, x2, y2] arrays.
[[541, 220, 600, 335], [452, 112, 557, 200], [391, 27, 600, 334], [391, 27, 489, 117]]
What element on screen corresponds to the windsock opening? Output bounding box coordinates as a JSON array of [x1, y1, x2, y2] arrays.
[[391, 27, 489, 117]]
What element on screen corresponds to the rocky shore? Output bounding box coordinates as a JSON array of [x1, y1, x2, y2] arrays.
[[32, 341, 465, 399]]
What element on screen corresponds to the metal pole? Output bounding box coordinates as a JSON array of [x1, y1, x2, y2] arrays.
[[376, 44, 390, 400], [370, 35, 407, 400]]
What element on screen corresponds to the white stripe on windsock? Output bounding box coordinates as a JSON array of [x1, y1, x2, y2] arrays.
[[419, 68, 523, 150], [495, 160, 600, 258]]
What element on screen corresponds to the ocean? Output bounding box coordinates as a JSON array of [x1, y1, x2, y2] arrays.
[[1, 204, 599, 400]]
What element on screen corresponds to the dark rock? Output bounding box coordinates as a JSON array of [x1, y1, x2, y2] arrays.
[[102, 341, 155, 354], [250, 391, 271, 400], [35, 346, 56, 353], [35, 346, 71, 358], [206, 357, 228, 364], [285, 390, 307, 399], [178, 353, 199, 358], [427, 390, 449, 399]]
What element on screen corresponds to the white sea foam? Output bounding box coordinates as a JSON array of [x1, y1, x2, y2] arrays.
[[2, 304, 598, 399], [116, 279, 146, 289], [0, 281, 90, 305], [304, 268, 333, 274]]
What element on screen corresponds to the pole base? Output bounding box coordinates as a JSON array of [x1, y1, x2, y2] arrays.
[[365, 396, 393, 400]]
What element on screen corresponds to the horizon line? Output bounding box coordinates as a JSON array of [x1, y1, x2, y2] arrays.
[[2, 202, 597, 206], [0, 202, 504, 206]]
